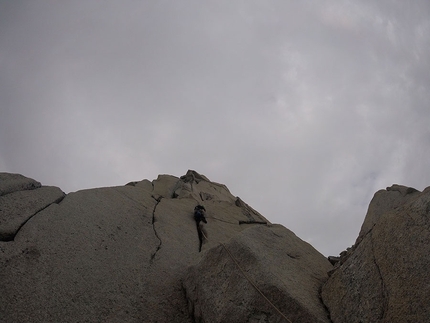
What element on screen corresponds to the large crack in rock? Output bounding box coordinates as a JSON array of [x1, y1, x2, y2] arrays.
[[150, 195, 163, 263], [370, 232, 388, 321], [319, 285, 334, 323], [0, 186, 65, 241], [11, 194, 65, 241]]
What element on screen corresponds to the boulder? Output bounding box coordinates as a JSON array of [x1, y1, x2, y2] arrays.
[[183, 224, 333, 323], [322, 185, 430, 322]]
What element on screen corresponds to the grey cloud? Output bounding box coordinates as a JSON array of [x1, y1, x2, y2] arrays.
[[1, 1, 429, 256]]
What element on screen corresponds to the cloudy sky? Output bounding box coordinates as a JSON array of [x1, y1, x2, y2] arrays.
[[1, 1, 429, 256]]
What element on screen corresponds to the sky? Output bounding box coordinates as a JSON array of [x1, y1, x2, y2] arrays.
[[1, 1, 429, 257]]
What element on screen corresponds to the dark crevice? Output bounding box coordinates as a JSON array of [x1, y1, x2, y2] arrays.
[[286, 254, 299, 259], [56, 193, 66, 205], [150, 195, 163, 263], [181, 281, 197, 323], [6, 194, 65, 242], [238, 220, 267, 225], [319, 285, 334, 323], [370, 232, 389, 320]]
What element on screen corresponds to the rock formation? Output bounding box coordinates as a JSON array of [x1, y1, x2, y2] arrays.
[[183, 225, 332, 323], [321, 184, 429, 323], [0, 171, 428, 323]]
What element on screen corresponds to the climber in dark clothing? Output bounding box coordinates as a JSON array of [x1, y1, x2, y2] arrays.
[[194, 205, 207, 252], [194, 205, 207, 225]]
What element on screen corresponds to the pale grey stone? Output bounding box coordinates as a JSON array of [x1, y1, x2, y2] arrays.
[[183, 224, 333, 323], [2, 171, 428, 323], [322, 185, 430, 323], [0, 172, 41, 196], [0, 186, 65, 241]]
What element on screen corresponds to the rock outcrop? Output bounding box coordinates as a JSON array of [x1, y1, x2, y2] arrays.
[[321, 184, 430, 323], [183, 225, 332, 323], [0, 173, 65, 241], [0, 170, 332, 323], [1, 172, 428, 323]]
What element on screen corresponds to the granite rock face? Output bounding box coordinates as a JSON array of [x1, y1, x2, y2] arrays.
[[322, 184, 430, 323], [0, 173, 42, 196], [0, 170, 332, 323], [0, 185, 65, 241], [1, 173, 428, 323]]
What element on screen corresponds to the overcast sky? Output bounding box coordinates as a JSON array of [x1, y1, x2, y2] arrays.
[[1, 1, 429, 256]]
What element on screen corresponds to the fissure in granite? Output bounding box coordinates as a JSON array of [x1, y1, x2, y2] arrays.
[[150, 195, 163, 262], [3, 194, 65, 242], [319, 285, 334, 323], [370, 231, 389, 320]]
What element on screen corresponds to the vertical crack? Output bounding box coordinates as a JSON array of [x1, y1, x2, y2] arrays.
[[370, 232, 389, 320], [150, 195, 163, 263], [319, 285, 334, 323], [181, 281, 197, 323]]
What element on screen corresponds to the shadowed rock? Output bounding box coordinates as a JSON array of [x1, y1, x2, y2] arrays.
[[322, 185, 430, 323], [0, 173, 65, 241], [183, 225, 332, 323], [1, 172, 428, 322]]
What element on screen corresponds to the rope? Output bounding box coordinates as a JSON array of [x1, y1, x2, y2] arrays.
[[200, 229, 208, 240], [196, 207, 291, 321], [220, 242, 293, 323]]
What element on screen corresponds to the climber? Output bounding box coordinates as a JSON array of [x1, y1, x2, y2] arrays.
[[194, 205, 207, 252], [194, 205, 207, 225]]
